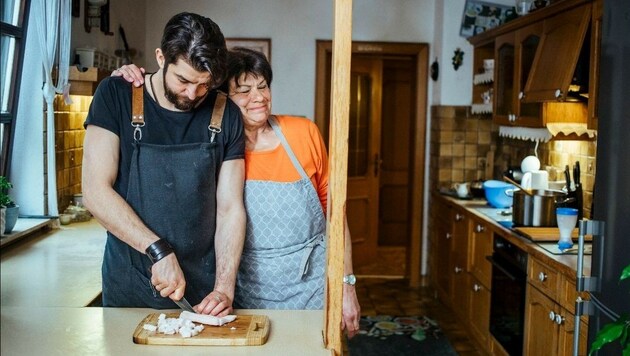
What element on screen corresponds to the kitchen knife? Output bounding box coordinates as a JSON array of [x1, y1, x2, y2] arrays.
[[174, 297, 196, 313], [574, 161, 581, 186], [564, 165, 572, 191]]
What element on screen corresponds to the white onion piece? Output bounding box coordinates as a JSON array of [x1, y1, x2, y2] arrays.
[[179, 311, 237, 326]]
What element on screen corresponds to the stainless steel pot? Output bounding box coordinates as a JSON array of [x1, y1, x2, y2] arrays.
[[512, 189, 573, 227]]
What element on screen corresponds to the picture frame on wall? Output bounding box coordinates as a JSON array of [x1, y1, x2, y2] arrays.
[[225, 38, 272, 63], [460, 1, 517, 38]]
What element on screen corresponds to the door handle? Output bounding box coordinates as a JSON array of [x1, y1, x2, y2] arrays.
[[373, 153, 383, 176]]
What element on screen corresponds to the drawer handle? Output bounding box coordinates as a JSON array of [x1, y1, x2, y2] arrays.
[[549, 311, 556, 321], [473, 284, 482, 292], [538, 272, 547, 282], [455, 213, 464, 222], [446, 233, 451, 240], [555, 314, 565, 325], [454, 267, 463, 274], [475, 224, 485, 233]]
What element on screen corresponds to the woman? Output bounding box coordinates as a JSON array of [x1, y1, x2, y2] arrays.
[[114, 49, 361, 337]]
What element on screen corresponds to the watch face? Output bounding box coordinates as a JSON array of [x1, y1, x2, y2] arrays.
[[344, 274, 356, 285]]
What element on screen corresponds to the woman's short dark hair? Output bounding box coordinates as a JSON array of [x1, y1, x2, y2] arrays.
[[222, 47, 273, 92], [160, 12, 227, 88]]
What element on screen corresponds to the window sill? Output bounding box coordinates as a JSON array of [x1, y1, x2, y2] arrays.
[[0, 218, 54, 249]]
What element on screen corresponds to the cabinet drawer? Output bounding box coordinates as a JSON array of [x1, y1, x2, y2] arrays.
[[560, 277, 589, 323], [528, 257, 560, 299]]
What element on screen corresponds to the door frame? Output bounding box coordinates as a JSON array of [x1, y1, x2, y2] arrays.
[[314, 40, 429, 287]]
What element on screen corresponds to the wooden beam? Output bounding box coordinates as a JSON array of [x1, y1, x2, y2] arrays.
[[324, 0, 352, 355]]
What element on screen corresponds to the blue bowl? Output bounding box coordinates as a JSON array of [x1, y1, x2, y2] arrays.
[[483, 180, 515, 208]]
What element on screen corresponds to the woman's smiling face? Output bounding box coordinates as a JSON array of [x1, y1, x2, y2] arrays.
[[228, 73, 272, 128]]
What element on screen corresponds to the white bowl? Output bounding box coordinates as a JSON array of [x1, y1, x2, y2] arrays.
[[59, 214, 73, 225]]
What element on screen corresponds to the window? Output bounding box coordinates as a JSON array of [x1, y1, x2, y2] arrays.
[[1, 0, 31, 176]]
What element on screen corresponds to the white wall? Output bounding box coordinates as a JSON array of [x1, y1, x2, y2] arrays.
[[71, 0, 147, 67], [143, 0, 438, 119]]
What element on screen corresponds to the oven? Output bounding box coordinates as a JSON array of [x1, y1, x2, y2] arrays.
[[487, 235, 528, 356]]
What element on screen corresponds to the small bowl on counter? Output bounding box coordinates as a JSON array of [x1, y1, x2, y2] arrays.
[[483, 180, 515, 208], [58, 213, 73, 225]]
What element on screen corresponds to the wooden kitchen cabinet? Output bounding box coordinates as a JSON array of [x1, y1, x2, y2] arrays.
[[523, 4, 591, 103], [494, 22, 543, 127], [450, 209, 469, 319], [524, 284, 588, 356], [467, 273, 491, 348], [469, 217, 493, 287], [524, 256, 589, 355], [431, 197, 453, 301], [469, 0, 600, 135]]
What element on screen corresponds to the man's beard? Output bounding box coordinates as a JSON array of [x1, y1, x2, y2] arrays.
[[162, 69, 205, 111]]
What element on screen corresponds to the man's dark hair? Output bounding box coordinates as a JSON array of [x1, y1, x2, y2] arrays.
[[222, 47, 273, 92], [160, 12, 227, 88]]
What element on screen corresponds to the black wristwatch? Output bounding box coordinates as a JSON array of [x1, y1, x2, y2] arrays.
[[343, 274, 357, 286], [145, 239, 174, 264]]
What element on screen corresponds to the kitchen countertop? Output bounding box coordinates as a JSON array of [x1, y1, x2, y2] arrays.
[[0, 307, 328, 355], [435, 193, 591, 278], [0, 220, 330, 355], [1, 220, 106, 307]]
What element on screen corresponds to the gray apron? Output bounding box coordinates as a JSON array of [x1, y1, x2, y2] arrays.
[[101, 88, 225, 308], [235, 117, 326, 310]]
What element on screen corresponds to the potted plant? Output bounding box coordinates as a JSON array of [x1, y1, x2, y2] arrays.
[[0, 176, 19, 235]]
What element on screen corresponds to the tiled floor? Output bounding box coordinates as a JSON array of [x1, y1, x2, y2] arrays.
[[349, 247, 484, 355]]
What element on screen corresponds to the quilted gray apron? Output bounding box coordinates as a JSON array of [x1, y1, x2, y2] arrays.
[[101, 87, 226, 308], [235, 117, 326, 309]]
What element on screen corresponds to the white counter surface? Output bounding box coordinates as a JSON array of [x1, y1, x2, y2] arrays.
[[1, 220, 330, 355], [0, 307, 328, 355], [1, 220, 106, 307]]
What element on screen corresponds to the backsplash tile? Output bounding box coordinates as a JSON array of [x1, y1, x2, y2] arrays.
[[429, 105, 597, 219]]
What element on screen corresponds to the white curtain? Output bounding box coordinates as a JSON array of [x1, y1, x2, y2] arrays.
[[35, 0, 72, 216]]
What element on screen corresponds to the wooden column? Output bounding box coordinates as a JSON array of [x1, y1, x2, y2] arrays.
[[324, 0, 352, 355]]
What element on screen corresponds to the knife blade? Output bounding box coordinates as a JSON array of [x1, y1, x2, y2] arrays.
[[564, 165, 572, 191], [174, 297, 195, 313], [574, 161, 581, 186]]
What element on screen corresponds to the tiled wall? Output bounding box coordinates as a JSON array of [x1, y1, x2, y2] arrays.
[[429, 105, 597, 219], [429, 106, 498, 191], [52, 95, 92, 211]]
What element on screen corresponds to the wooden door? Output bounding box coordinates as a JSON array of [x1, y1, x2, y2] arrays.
[[514, 22, 544, 127], [494, 32, 516, 125], [345, 56, 382, 266]]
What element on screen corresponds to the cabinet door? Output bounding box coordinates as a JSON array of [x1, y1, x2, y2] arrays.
[[514, 22, 544, 127], [557, 312, 588, 356], [434, 217, 452, 301], [450, 210, 469, 318], [468, 274, 491, 347], [494, 32, 515, 125], [524, 285, 560, 356], [523, 4, 592, 102], [469, 218, 492, 287]]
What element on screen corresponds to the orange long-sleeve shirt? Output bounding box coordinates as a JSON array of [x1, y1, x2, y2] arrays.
[[244, 115, 329, 213]]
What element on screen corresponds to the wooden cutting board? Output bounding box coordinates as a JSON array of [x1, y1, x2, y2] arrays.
[[133, 313, 270, 346], [514, 227, 592, 242]]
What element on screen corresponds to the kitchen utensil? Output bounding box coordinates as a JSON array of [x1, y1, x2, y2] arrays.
[[470, 180, 485, 198], [133, 313, 270, 345], [503, 175, 533, 196], [483, 180, 515, 208], [454, 182, 470, 198], [520, 170, 549, 190], [520, 155, 540, 173], [174, 297, 195, 313], [564, 165, 572, 191], [573, 161, 584, 220], [556, 207, 578, 250], [512, 189, 574, 227], [503, 166, 524, 183]]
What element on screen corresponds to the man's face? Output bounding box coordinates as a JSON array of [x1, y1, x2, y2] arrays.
[[162, 59, 212, 111]]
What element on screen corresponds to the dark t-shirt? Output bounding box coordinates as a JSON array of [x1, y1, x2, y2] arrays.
[[84, 76, 245, 199]]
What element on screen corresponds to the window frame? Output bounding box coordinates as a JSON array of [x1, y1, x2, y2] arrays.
[[1, 0, 32, 177]]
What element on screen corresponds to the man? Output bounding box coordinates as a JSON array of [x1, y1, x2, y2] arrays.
[[82, 12, 245, 316]]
